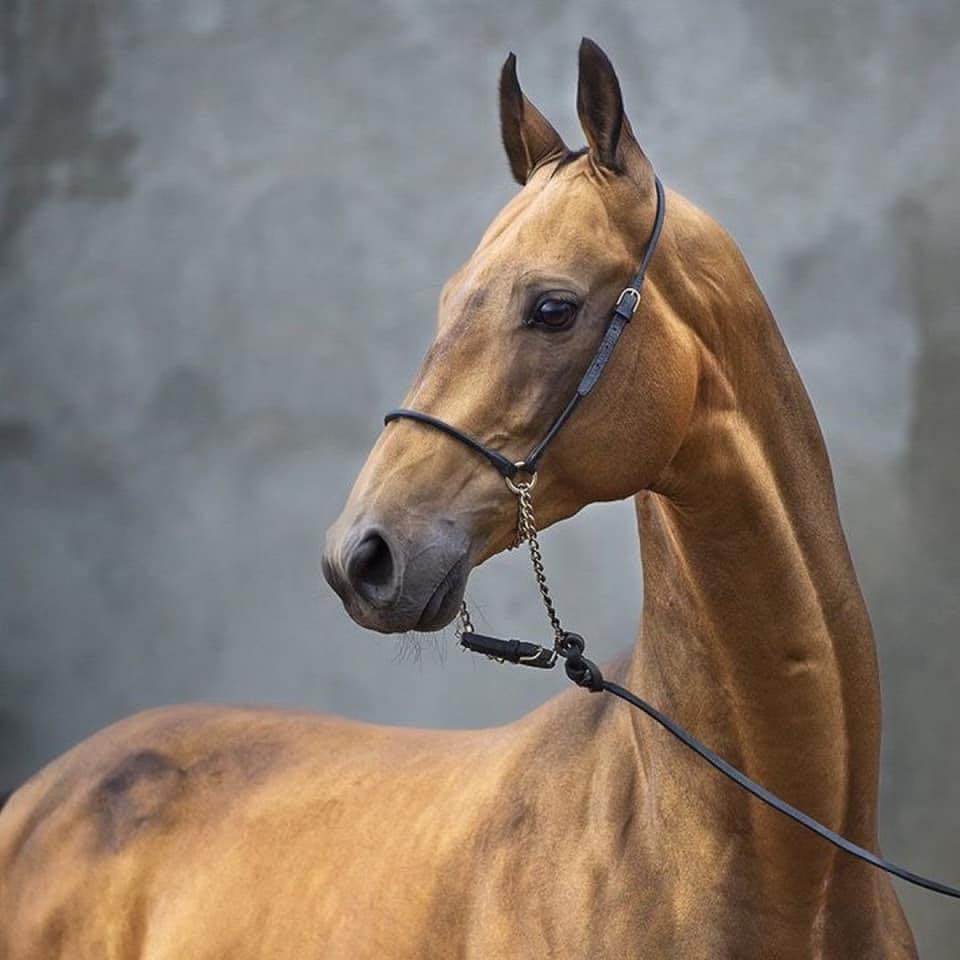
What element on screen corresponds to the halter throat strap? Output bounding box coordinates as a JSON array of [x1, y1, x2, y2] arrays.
[[384, 176, 666, 480]]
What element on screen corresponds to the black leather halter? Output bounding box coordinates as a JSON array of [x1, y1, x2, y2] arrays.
[[384, 177, 666, 480], [376, 172, 960, 902]]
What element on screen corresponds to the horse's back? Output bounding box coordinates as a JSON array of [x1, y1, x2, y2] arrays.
[[0, 703, 493, 959]]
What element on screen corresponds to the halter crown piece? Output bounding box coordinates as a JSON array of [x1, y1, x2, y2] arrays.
[[381, 173, 960, 900]]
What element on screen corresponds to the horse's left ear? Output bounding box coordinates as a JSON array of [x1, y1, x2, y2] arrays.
[[577, 38, 644, 171]]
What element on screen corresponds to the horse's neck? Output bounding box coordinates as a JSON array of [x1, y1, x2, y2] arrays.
[[625, 302, 882, 915]]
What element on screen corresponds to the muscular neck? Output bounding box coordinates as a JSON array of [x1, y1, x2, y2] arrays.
[[625, 255, 883, 944]]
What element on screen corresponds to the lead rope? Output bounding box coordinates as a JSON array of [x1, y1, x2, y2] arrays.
[[456, 478, 960, 900]]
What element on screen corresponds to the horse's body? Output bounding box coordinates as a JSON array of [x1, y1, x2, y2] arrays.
[[0, 40, 918, 958], [3, 681, 672, 958]]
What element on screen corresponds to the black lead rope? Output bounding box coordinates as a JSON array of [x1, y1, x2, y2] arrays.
[[547, 633, 960, 900], [382, 171, 960, 900], [462, 629, 960, 899]]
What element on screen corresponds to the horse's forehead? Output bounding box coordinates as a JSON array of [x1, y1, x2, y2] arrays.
[[437, 164, 630, 321], [470, 174, 615, 279]]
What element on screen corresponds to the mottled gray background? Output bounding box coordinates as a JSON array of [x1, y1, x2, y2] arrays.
[[2, 0, 958, 953]]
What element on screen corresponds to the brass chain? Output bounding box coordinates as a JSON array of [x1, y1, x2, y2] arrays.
[[456, 477, 565, 647], [456, 600, 474, 636], [514, 480, 565, 644]]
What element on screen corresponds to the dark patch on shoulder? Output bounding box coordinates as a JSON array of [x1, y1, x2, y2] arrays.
[[93, 750, 186, 853], [89, 732, 288, 853], [100, 750, 181, 798]]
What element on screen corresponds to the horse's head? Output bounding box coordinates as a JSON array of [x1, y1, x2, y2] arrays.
[[324, 40, 700, 633]]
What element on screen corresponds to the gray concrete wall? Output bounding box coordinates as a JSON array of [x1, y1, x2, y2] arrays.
[[2, 0, 958, 952]]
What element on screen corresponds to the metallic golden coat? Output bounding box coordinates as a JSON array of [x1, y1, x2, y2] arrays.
[[0, 39, 917, 959]]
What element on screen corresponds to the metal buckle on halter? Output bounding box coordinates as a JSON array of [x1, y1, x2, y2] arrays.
[[613, 286, 642, 320], [459, 631, 557, 669], [518, 644, 558, 668], [504, 461, 538, 495]]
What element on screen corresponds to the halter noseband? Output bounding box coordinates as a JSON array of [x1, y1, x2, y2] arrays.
[[384, 176, 666, 480]]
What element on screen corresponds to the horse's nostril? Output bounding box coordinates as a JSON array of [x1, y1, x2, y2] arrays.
[[346, 531, 397, 603]]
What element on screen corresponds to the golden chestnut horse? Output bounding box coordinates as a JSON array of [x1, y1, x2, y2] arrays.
[[0, 39, 919, 958]]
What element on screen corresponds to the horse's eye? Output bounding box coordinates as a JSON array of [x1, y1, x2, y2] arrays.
[[526, 297, 578, 331]]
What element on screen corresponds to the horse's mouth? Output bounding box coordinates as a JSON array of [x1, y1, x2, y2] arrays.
[[416, 556, 469, 631]]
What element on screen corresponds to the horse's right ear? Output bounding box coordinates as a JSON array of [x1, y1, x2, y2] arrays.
[[499, 53, 568, 185]]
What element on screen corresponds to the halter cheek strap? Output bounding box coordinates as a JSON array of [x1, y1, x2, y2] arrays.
[[384, 176, 666, 481]]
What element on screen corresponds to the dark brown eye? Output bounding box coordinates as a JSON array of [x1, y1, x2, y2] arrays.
[[526, 297, 578, 331]]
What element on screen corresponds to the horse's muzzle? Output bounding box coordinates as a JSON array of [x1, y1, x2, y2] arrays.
[[323, 516, 470, 634]]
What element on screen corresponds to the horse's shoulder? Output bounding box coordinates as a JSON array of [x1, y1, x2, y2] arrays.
[[2, 705, 354, 866]]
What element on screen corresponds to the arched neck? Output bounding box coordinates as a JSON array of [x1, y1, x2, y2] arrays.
[[625, 269, 883, 931]]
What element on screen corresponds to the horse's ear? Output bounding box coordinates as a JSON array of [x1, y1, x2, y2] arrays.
[[499, 53, 568, 185], [577, 38, 642, 171]]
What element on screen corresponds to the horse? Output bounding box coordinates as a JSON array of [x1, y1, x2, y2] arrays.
[[0, 38, 918, 959]]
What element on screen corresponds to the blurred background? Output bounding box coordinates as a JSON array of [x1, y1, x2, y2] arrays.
[[2, 0, 958, 952]]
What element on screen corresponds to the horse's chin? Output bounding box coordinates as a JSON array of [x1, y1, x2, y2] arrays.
[[414, 556, 469, 632]]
